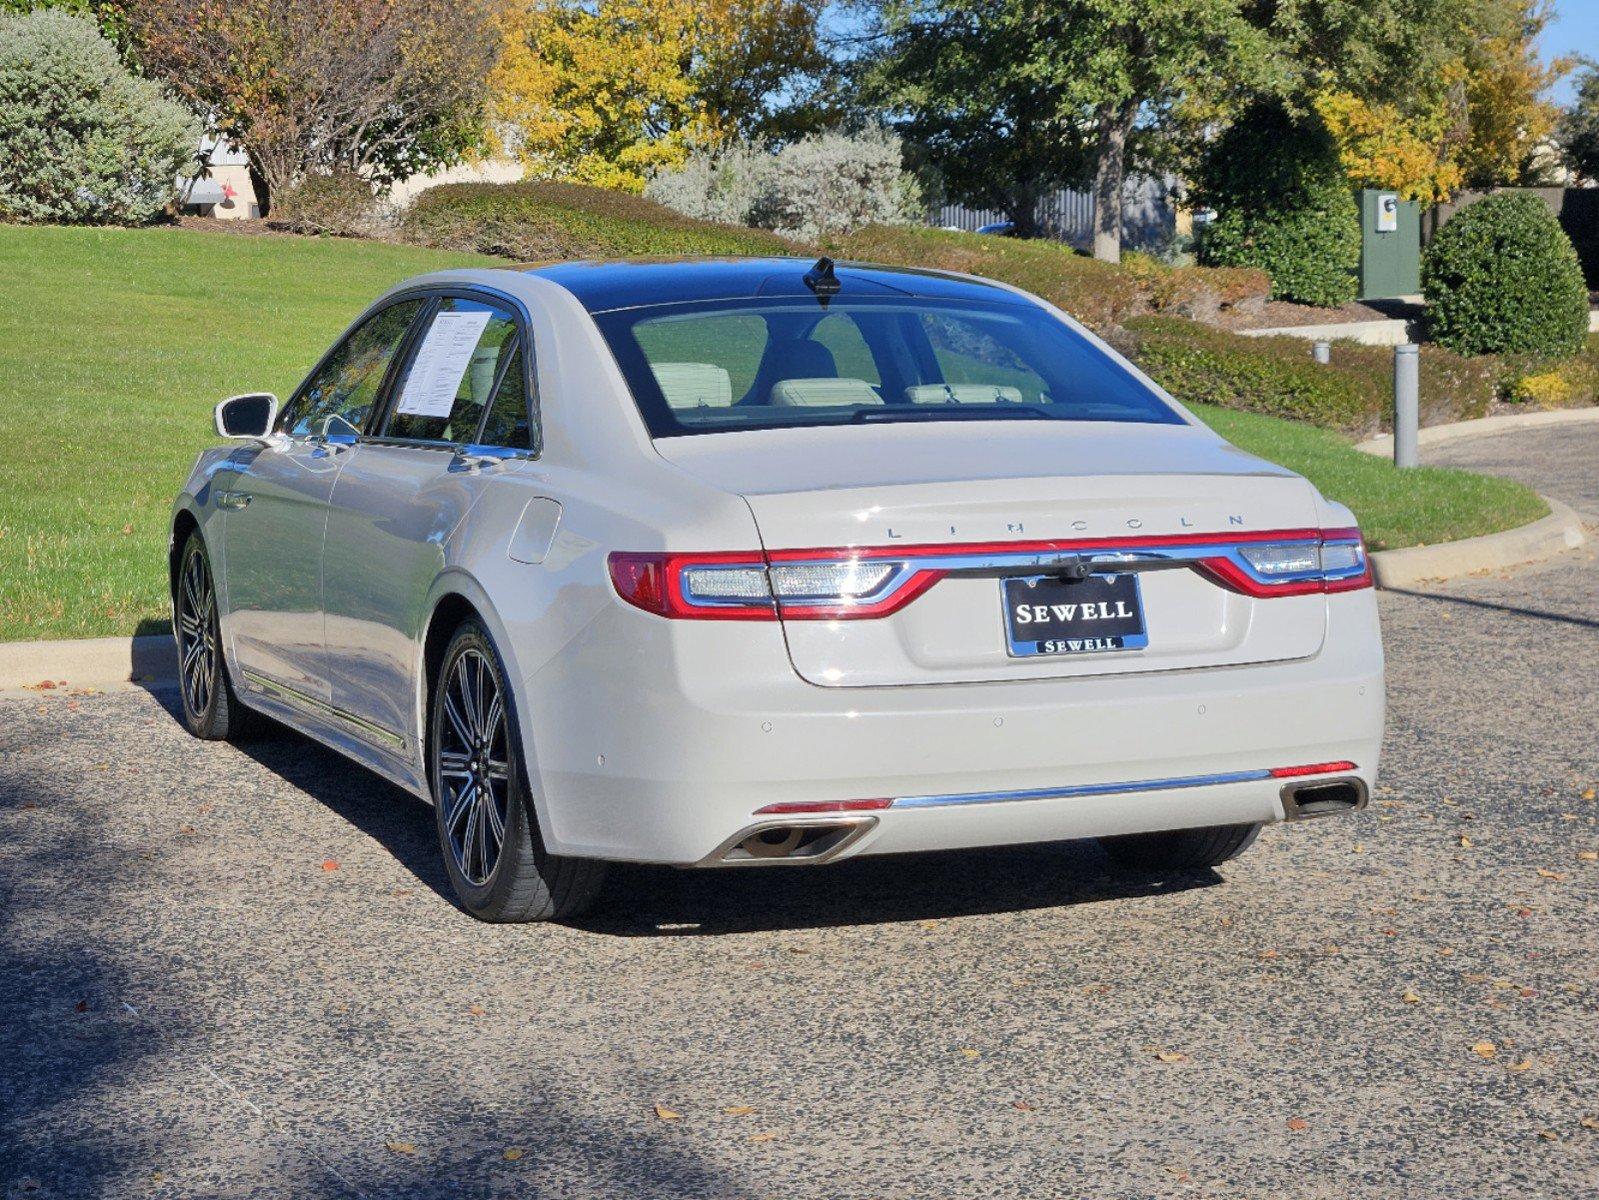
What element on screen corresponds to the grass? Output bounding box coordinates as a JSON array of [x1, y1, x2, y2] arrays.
[[0, 224, 498, 642], [0, 224, 1548, 642], [1192, 404, 1547, 551]]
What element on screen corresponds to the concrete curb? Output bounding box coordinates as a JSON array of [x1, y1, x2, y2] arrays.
[[1368, 496, 1588, 590], [1354, 406, 1599, 457], [0, 634, 175, 692]]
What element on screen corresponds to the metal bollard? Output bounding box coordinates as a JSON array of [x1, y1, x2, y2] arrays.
[[1312, 340, 1330, 365], [1393, 343, 1419, 469]]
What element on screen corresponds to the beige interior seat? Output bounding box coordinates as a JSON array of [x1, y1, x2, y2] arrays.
[[652, 362, 734, 409], [769, 378, 883, 407]]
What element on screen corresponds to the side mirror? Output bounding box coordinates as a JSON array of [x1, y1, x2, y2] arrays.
[[215, 392, 279, 441]]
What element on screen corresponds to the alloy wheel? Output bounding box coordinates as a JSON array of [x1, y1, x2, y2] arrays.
[[437, 648, 511, 886], [178, 547, 217, 719]]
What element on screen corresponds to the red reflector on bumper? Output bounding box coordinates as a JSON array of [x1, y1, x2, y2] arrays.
[[1270, 761, 1358, 779], [754, 799, 893, 815]]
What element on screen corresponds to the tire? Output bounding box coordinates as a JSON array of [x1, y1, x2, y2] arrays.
[[175, 532, 250, 741], [1099, 822, 1262, 870], [429, 619, 607, 922]]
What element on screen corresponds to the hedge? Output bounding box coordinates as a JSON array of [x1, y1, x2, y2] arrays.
[[1422, 192, 1589, 357], [1114, 318, 1500, 436], [1197, 103, 1360, 308], [399, 180, 793, 260]]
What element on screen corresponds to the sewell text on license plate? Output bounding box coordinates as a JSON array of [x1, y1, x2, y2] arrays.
[[1001, 573, 1148, 658]]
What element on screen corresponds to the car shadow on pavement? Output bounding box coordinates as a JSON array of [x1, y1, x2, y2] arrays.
[[152, 692, 1226, 936], [1381, 586, 1599, 629]]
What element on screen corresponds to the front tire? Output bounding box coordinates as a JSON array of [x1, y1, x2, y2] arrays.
[[1099, 823, 1262, 870], [175, 532, 249, 741], [429, 620, 607, 922]]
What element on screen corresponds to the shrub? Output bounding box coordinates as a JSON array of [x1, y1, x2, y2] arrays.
[[828, 226, 1270, 331], [1421, 193, 1589, 357], [647, 129, 928, 243], [268, 171, 380, 237], [400, 180, 793, 260], [1114, 318, 1500, 435], [0, 10, 198, 225], [1503, 336, 1599, 407], [1196, 103, 1360, 308]]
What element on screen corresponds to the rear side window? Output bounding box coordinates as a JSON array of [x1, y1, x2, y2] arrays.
[[384, 298, 520, 444], [280, 299, 425, 437], [594, 296, 1183, 437]]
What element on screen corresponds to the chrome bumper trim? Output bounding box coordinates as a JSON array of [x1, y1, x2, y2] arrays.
[[891, 768, 1274, 810]]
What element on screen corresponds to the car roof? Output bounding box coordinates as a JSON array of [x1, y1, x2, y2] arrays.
[[520, 257, 1025, 314]]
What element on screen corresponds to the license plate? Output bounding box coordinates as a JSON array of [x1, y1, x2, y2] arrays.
[[1001, 573, 1148, 658]]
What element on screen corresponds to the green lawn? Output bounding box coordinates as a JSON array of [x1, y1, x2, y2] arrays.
[[1193, 405, 1547, 552], [0, 224, 1548, 642]]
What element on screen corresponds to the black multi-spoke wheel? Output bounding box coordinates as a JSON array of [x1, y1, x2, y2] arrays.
[[429, 620, 607, 922], [174, 532, 248, 741]]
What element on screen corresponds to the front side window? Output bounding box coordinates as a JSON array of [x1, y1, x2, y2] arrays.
[[280, 299, 425, 438], [383, 298, 520, 444], [593, 296, 1184, 437]]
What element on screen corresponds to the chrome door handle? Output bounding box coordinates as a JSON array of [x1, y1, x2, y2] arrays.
[[217, 490, 252, 510]]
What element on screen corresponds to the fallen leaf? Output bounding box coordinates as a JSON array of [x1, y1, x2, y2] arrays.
[[959, 1048, 980, 1060], [1581, 1116, 1599, 1130], [1582, 788, 1595, 801], [1287, 1117, 1309, 1132], [1402, 990, 1422, 1004], [385, 1141, 416, 1155], [1459, 835, 1473, 848], [1011, 1100, 1035, 1112], [74, 1000, 87, 1013], [1471, 1041, 1497, 1060], [1539, 1130, 1558, 1142], [503, 1148, 524, 1161], [321, 859, 340, 871], [722, 1106, 756, 1116], [468, 1003, 487, 1017], [1155, 1051, 1189, 1064], [1258, 949, 1279, 960], [748, 1131, 779, 1143], [1579, 851, 1598, 862], [1506, 1060, 1533, 1073], [1536, 869, 1567, 881], [654, 1104, 681, 1121]]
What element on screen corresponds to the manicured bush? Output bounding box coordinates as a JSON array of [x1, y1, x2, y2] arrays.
[[1421, 193, 1589, 357], [399, 180, 793, 260], [0, 10, 198, 225], [1503, 336, 1599, 407], [647, 129, 928, 243], [1114, 318, 1499, 436], [828, 225, 1270, 331], [1197, 103, 1360, 308], [269, 171, 380, 237]]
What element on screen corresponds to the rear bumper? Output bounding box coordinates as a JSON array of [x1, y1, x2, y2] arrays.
[[519, 592, 1384, 864]]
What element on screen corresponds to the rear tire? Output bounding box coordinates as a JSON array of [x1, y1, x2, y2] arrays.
[[1099, 823, 1262, 870], [175, 532, 250, 742], [429, 619, 607, 922]]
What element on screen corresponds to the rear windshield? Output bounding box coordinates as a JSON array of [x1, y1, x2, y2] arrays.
[[592, 296, 1184, 437]]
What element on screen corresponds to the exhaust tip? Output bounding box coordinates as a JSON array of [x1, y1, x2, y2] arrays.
[[697, 817, 878, 867], [1280, 777, 1368, 820]]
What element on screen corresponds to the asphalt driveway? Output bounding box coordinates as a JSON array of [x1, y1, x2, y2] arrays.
[[3, 429, 1597, 1199]]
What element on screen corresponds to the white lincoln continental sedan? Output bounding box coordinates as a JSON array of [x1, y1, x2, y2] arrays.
[[171, 257, 1383, 921]]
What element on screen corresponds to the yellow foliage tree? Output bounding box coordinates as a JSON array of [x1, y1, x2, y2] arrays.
[[1456, 4, 1572, 186], [1313, 91, 1464, 204], [491, 0, 823, 192]]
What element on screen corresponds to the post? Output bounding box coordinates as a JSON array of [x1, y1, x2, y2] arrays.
[[1312, 340, 1330, 365], [1393, 343, 1419, 469]]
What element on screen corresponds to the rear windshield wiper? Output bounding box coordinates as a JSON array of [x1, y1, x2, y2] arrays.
[[850, 405, 1051, 423]]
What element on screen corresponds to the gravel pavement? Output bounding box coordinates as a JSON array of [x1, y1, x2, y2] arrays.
[[3, 430, 1597, 1200]]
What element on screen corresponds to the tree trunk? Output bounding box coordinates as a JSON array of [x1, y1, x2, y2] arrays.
[[1091, 100, 1136, 263], [1008, 182, 1039, 238], [246, 157, 272, 219]]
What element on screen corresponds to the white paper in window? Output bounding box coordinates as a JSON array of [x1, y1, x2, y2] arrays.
[[395, 310, 494, 418]]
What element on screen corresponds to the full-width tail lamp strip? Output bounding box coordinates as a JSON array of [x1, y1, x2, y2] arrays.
[[608, 527, 1371, 621]]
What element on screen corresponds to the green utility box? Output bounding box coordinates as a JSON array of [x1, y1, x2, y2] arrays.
[[1358, 189, 1421, 300]]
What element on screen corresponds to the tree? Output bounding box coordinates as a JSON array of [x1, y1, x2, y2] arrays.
[[1314, 89, 1464, 203], [128, 0, 499, 213], [870, 0, 1276, 259], [1454, 1, 1571, 186], [490, 0, 825, 192], [1560, 65, 1599, 183]]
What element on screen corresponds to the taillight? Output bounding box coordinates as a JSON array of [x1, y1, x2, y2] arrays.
[[608, 526, 1373, 620]]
